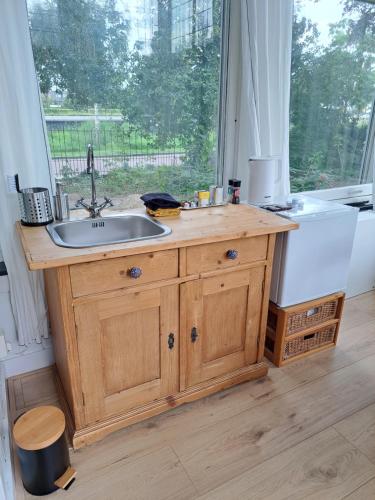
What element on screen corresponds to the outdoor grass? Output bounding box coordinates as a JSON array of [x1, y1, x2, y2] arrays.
[[48, 120, 184, 157]]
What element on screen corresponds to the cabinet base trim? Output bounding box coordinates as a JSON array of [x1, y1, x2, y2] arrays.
[[69, 362, 268, 449]]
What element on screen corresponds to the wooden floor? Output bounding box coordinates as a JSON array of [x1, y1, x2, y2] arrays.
[[8, 291, 375, 500]]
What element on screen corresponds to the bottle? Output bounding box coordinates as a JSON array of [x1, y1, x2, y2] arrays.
[[209, 185, 216, 205], [54, 182, 70, 221], [231, 180, 241, 204], [214, 186, 224, 205], [227, 179, 234, 202], [193, 191, 199, 207]]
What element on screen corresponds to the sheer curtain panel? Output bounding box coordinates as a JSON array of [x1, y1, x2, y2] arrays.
[[232, 0, 293, 199], [0, 0, 52, 345]]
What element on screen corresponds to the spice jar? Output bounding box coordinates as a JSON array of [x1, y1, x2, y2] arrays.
[[198, 190, 210, 207], [231, 180, 241, 204]]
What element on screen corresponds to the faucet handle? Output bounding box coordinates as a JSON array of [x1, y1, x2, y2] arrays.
[[104, 197, 114, 207], [75, 197, 90, 210]]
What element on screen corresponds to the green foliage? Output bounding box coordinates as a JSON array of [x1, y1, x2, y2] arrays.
[[122, 0, 221, 172], [290, 0, 375, 192], [29, 0, 129, 106], [30, 0, 221, 194], [30, 0, 375, 196], [61, 164, 215, 200]]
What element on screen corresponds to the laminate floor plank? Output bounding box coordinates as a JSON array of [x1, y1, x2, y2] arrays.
[[55, 446, 197, 500], [172, 354, 375, 494], [340, 292, 375, 331], [8, 292, 375, 500], [198, 427, 375, 500], [343, 478, 375, 499], [312, 318, 375, 374], [334, 402, 375, 464]]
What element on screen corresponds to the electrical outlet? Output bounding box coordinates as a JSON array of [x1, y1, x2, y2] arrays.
[[0, 329, 7, 359], [6, 175, 17, 193]]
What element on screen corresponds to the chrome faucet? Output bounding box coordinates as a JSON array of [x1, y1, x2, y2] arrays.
[[75, 144, 113, 218]]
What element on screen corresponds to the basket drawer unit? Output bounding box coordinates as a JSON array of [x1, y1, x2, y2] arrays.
[[70, 249, 178, 297], [185, 235, 268, 275], [268, 295, 341, 337], [265, 292, 344, 367]]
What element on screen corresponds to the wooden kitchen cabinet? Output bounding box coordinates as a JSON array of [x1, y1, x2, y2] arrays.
[[74, 285, 179, 424], [19, 204, 297, 448], [181, 266, 265, 389]]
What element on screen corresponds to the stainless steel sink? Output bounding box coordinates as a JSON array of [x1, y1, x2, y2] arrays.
[[46, 214, 171, 248]]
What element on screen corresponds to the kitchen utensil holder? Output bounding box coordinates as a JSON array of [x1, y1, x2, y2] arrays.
[[16, 174, 53, 226]]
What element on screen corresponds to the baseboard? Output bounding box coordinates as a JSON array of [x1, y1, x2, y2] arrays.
[[2, 340, 54, 378], [0, 362, 14, 500]]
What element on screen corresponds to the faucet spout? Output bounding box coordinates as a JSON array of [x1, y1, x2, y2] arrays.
[[75, 144, 113, 218], [87, 144, 97, 209]]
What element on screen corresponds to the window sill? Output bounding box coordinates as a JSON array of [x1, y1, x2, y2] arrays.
[[298, 183, 372, 203]]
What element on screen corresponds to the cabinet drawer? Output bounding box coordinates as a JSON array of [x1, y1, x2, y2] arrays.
[[70, 249, 178, 297], [186, 236, 268, 275]]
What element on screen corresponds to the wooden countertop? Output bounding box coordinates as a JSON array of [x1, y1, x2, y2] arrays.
[[17, 204, 298, 270]]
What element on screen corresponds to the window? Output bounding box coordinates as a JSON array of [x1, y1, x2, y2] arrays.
[[26, 0, 223, 209], [290, 0, 375, 193]]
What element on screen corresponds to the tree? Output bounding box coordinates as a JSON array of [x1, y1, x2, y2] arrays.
[[290, 0, 375, 192], [123, 0, 222, 171], [29, 0, 129, 107]]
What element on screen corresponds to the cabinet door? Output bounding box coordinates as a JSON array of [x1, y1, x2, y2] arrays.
[[75, 285, 179, 425], [181, 267, 265, 388]]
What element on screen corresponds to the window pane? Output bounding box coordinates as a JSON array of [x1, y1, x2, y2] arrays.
[[290, 0, 375, 192], [26, 0, 222, 209]]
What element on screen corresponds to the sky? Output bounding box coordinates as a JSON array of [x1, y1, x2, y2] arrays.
[[26, 0, 356, 48], [296, 0, 345, 45]]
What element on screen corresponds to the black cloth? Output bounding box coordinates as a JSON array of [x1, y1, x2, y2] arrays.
[[140, 193, 181, 211]]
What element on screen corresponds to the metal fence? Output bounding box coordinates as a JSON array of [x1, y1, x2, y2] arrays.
[[46, 117, 185, 178]]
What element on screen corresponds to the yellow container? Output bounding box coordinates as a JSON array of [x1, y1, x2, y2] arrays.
[[198, 190, 210, 207]]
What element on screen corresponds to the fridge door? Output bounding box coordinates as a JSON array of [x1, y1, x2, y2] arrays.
[[274, 209, 358, 307]]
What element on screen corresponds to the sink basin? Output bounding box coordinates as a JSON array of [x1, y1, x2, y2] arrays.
[[46, 214, 171, 248]]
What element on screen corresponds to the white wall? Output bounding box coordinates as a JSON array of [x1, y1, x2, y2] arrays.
[[346, 210, 375, 298], [302, 190, 375, 298], [0, 273, 54, 378]]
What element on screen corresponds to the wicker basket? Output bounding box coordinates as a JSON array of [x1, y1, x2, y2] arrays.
[[265, 292, 344, 366], [283, 324, 336, 360], [286, 298, 339, 336]]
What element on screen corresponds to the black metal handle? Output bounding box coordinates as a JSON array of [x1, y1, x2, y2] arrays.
[[191, 327, 198, 343], [168, 333, 175, 349], [226, 249, 238, 260], [128, 266, 142, 279]]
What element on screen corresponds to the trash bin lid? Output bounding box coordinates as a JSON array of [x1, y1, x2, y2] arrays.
[[13, 405, 65, 451]]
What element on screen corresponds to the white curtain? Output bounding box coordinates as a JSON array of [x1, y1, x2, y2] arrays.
[[0, 0, 52, 345], [227, 0, 293, 199]]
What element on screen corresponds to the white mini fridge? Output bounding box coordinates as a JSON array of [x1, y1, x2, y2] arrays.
[[268, 195, 358, 308]]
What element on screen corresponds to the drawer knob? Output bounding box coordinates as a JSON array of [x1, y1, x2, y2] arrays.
[[226, 249, 238, 260], [128, 266, 142, 279]]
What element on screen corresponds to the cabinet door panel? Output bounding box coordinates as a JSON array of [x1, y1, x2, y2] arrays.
[[75, 285, 179, 425], [102, 307, 160, 395], [202, 286, 247, 362], [182, 267, 265, 388]]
